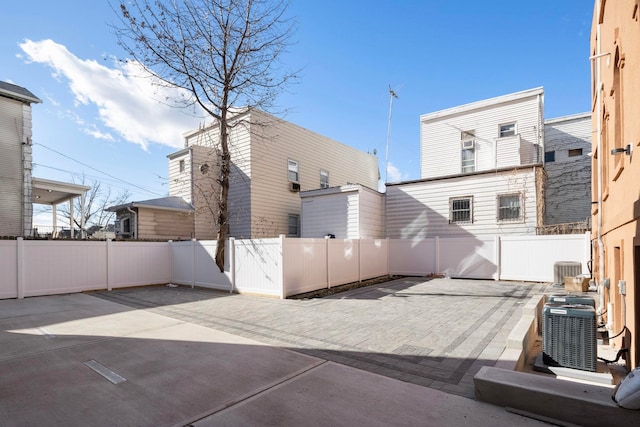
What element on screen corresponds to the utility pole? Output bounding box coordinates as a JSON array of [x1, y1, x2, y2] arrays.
[[385, 86, 399, 185]]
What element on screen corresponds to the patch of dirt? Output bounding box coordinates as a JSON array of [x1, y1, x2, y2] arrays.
[[288, 275, 403, 300]]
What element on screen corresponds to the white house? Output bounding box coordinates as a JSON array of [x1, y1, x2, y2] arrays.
[[111, 109, 380, 240], [300, 184, 384, 239], [386, 87, 545, 239]]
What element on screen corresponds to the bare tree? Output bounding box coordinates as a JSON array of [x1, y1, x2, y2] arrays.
[[114, 0, 296, 272], [59, 178, 131, 233]]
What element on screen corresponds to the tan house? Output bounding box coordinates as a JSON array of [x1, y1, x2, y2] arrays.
[[591, 0, 640, 369], [112, 109, 379, 239]]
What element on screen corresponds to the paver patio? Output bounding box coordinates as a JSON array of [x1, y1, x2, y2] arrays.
[[94, 276, 548, 398]]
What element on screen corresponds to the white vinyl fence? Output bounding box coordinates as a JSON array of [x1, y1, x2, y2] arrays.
[[0, 233, 590, 300]]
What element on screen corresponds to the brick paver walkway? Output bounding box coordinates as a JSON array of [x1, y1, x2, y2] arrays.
[[93, 277, 547, 398]]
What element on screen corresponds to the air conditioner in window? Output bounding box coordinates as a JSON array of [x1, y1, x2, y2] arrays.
[[289, 182, 301, 192], [462, 139, 475, 149], [542, 303, 597, 372]]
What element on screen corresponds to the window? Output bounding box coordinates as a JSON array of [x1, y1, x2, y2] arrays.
[[568, 148, 583, 157], [450, 197, 472, 223], [122, 217, 131, 234], [499, 123, 516, 137], [288, 159, 299, 182], [320, 170, 329, 189], [179, 159, 185, 173], [288, 214, 300, 237], [461, 130, 475, 173], [497, 193, 522, 222], [544, 151, 555, 162]]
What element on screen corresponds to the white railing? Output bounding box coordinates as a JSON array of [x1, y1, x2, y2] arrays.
[[0, 233, 591, 300]]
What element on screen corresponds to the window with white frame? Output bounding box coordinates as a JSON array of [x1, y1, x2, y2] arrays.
[[288, 214, 300, 236], [288, 159, 299, 182], [450, 197, 473, 223], [497, 193, 522, 222], [461, 130, 475, 173], [499, 122, 516, 137], [320, 170, 329, 189]]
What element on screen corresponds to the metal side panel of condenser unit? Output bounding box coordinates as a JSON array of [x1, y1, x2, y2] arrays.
[[542, 304, 597, 372], [546, 294, 596, 308]]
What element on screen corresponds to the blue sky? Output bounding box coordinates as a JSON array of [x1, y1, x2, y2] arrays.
[[1, 1, 593, 222]]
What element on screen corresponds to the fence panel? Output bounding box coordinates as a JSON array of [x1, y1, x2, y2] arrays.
[[283, 238, 328, 297], [194, 240, 232, 290], [109, 241, 170, 288], [0, 241, 18, 299], [360, 239, 388, 280], [500, 234, 589, 282], [389, 239, 436, 276], [327, 239, 360, 287], [439, 236, 497, 279], [23, 241, 107, 297], [170, 240, 195, 285], [234, 238, 282, 296]]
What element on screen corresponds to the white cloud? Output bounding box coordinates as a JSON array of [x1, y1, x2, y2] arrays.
[[20, 39, 205, 150], [386, 162, 407, 183]]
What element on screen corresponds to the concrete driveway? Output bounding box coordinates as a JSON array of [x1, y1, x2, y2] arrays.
[[0, 277, 550, 426]]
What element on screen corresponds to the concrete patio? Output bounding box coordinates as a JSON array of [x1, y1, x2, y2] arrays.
[[0, 277, 552, 426]]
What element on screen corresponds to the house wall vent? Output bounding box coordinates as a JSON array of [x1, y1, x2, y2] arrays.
[[553, 261, 582, 286], [289, 182, 301, 192], [542, 303, 597, 372]]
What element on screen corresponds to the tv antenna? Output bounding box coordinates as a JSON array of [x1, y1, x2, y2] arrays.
[[385, 85, 399, 185]]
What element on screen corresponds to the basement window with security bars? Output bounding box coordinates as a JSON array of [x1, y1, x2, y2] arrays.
[[450, 197, 472, 223]]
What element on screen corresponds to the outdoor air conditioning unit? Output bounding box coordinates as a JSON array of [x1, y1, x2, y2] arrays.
[[546, 294, 595, 308], [289, 182, 301, 192], [542, 303, 597, 372], [553, 261, 582, 286]]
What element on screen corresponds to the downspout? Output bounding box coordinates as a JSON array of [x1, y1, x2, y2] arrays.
[[126, 207, 137, 239], [591, 2, 608, 325]]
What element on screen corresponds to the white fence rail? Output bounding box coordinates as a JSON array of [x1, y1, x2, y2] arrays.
[[0, 234, 590, 300]]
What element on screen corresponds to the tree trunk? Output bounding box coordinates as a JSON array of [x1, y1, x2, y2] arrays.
[[215, 117, 230, 273]]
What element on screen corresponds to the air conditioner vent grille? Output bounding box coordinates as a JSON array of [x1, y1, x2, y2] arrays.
[[542, 303, 597, 372], [553, 261, 582, 285]]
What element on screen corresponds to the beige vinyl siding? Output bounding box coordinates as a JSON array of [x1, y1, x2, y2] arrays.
[[168, 150, 192, 204], [386, 168, 538, 239], [249, 111, 379, 237], [0, 98, 24, 236], [136, 208, 194, 240], [543, 113, 592, 225], [357, 186, 384, 239], [420, 89, 543, 179]]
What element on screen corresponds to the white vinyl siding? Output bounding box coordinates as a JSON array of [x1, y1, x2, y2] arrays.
[[301, 185, 383, 239], [420, 88, 543, 179], [385, 168, 537, 239], [543, 113, 592, 225], [0, 98, 25, 236]]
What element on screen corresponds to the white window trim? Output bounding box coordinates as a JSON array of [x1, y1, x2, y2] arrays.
[[320, 170, 329, 189], [498, 122, 517, 138], [449, 196, 473, 224], [288, 159, 299, 182], [496, 192, 523, 223]]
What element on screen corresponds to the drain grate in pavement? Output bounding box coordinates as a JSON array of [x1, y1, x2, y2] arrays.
[[83, 360, 127, 385]]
